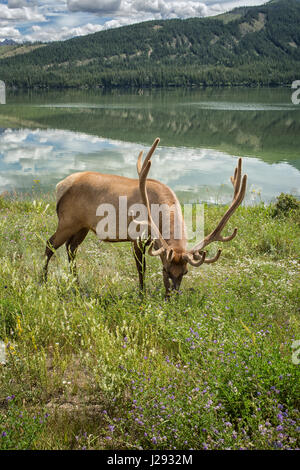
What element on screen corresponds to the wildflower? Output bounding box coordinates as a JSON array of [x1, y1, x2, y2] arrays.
[[16, 316, 23, 336], [277, 413, 284, 422]]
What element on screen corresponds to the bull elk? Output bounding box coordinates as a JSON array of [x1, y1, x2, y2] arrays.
[[43, 138, 247, 296]]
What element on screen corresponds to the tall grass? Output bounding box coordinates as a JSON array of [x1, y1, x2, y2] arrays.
[[0, 194, 299, 450]]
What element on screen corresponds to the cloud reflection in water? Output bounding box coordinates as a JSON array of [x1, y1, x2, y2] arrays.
[[0, 127, 299, 204]]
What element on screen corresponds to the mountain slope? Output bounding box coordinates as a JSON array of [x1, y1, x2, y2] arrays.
[[1, 0, 300, 88]]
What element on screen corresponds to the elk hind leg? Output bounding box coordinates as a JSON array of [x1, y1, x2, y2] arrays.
[[43, 226, 76, 281], [66, 228, 89, 279]]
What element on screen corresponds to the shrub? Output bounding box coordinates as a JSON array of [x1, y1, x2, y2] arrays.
[[271, 193, 300, 220]]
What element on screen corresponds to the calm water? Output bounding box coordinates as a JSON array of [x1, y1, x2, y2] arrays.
[[0, 88, 299, 204]]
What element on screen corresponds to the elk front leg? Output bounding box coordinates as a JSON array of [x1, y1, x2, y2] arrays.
[[133, 240, 146, 292], [163, 268, 171, 299]]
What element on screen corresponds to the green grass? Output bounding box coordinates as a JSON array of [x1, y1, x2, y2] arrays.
[[0, 193, 299, 450]]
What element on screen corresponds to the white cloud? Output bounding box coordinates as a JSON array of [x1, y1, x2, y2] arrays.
[[65, 0, 267, 19], [67, 0, 122, 14], [7, 0, 29, 8], [0, 25, 22, 40], [129, 1, 209, 18], [0, 4, 45, 22]]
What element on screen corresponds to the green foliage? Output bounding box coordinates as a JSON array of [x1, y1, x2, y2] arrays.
[[1, 0, 300, 88], [0, 396, 48, 450], [271, 193, 300, 219]]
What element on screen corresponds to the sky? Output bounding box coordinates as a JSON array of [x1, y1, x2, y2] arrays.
[[0, 0, 269, 43]]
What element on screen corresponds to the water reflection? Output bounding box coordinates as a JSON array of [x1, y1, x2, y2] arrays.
[[2, 88, 300, 170], [0, 128, 299, 204]]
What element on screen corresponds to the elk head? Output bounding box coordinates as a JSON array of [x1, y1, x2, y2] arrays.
[[136, 138, 247, 297]]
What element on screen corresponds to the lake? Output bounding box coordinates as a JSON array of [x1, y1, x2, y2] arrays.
[[0, 87, 299, 204]]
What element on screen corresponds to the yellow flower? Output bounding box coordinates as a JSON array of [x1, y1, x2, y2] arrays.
[[31, 334, 37, 351], [16, 315, 23, 336], [5, 340, 16, 355]]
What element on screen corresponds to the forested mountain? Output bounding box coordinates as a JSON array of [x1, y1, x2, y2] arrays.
[[1, 0, 300, 88]]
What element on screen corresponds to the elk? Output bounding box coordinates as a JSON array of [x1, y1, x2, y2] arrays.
[[43, 138, 247, 296]]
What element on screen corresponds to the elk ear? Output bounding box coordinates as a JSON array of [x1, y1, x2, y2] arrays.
[[167, 248, 174, 262]]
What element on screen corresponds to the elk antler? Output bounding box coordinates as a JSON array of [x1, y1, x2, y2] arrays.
[[136, 138, 170, 257], [137, 138, 160, 176], [189, 158, 247, 263], [182, 250, 207, 267], [136, 151, 143, 175]]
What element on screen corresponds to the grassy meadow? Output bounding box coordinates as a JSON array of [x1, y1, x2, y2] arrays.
[[0, 191, 299, 450]]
